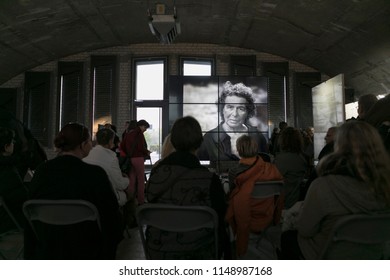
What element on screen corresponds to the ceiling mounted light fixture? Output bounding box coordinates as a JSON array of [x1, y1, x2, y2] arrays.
[[148, 2, 181, 44]]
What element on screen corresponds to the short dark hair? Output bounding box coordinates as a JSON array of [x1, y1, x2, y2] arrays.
[[137, 119, 150, 128], [217, 81, 256, 123], [170, 116, 203, 151], [96, 128, 115, 146]]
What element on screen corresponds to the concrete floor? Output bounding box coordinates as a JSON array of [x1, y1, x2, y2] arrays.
[[0, 227, 145, 260]]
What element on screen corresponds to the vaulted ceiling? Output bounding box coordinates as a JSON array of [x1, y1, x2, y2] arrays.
[[1, 0, 389, 97]]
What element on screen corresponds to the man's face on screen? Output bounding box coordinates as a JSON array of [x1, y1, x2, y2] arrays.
[[223, 95, 248, 129]]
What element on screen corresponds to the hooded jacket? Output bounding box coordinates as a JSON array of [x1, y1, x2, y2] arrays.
[[297, 174, 389, 259], [226, 156, 283, 256]]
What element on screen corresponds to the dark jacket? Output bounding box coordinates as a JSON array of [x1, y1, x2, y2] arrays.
[[120, 127, 149, 158], [24, 155, 123, 259], [146, 151, 227, 259]]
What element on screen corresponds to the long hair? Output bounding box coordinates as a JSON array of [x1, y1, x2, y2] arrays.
[[318, 121, 390, 205]]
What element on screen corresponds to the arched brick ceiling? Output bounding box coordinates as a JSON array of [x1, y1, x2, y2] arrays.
[[0, 0, 389, 96]]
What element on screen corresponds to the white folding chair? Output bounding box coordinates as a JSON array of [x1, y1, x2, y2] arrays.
[[319, 213, 390, 259], [136, 203, 219, 259], [23, 199, 101, 239]]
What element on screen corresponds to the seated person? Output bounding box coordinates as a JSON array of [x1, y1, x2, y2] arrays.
[[83, 128, 129, 206], [25, 123, 123, 260], [0, 127, 28, 233], [296, 121, 390, 259], [146, 116, 228, 259], [226, 135, 284, 259], [274, 127, 309, 209]]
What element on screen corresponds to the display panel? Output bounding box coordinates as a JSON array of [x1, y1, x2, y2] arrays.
[[169, 76, 269, 167]]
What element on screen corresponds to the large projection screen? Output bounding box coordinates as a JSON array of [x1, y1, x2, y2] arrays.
[[312, 74, 345, 160], [169, 76, 269, 165]]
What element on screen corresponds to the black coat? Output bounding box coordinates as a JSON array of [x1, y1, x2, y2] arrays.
[[24, 155, 123, 259]]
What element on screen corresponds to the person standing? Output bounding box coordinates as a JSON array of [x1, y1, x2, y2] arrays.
[[120, 119, 151, 205]]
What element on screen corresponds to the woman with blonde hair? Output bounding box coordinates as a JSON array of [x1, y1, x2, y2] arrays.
[[296, 121, 390, 259]]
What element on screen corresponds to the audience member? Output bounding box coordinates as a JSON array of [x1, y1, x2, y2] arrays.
[[103, 123, 120, 156], [295, 121, 390, 259], [364, 94, 390, 154], [357, 94, 378, 119], [226, 135, 283, 259], [0, 127, 28, 233], [274, 127, 309, 209], [317, 126, 337, 160], [302, 126, 314, 161], [120, 119, 151, 205], [25, 123, 123, 259], [146, 116, 228, 259], [300, 126, 338, 200], [270, 121, 287, 155], [83, 128, 129, 206]]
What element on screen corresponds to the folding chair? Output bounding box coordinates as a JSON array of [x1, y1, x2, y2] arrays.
[[23, 199, 102, 237], [319, 213, 390, 259], [23, 199, 103, 259], [251, 181, 283, 198], [0, 196, 24, 259], [136, 203, 219, 259], [241, 181, 284, 259]]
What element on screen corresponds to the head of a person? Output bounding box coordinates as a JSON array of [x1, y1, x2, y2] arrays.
[[236, 135, 258, 159], [279, 121, 288, 131], [54, 123, 91, 157], [358, 94, 377, 119], [319, 121, 390, 204], [128, 120, 137, 130], [137, 119, 150, 132], [324, 126, 338, 145], [96, 128, 115, 149], [0, 127, 15, 156], [217, 81, 256, 128], [278, 127, 304, 153], [170, 116, 203, 152]]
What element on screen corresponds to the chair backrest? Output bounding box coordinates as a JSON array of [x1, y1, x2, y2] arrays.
[[136, 203, 219, 259], [251, 181, 283, 198], [23, 199, 101, 239], [319, 213, 390, 259]]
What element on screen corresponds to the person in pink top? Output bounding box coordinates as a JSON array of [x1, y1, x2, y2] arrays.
[[120, 119, 151, 205]]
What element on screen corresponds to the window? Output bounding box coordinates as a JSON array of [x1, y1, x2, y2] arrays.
[[91, 56, 117, 137], [24, 72, 51, 146], [58, 62, 84, 129], [133, 58, 168, 164], [181, 58, 214, 76], [135, 60, 165, 100]]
